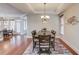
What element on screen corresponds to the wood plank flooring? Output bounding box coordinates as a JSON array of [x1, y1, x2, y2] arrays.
[[0, 35, 32, 55], [0, 36, 78, 55]]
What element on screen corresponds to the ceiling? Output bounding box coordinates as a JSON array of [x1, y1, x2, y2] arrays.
[[9, 3, 72, 15]]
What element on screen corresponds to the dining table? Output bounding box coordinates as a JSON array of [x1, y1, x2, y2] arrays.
[[34, 30, 55, 38]]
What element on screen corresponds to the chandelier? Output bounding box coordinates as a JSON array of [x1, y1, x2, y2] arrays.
[[41, 3, 50, 23]]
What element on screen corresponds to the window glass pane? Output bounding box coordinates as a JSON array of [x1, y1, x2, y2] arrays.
[[0, 21, 1, 26], [0, 21, 2, 29], [61, 17, 64, 24], [61, 25, 64, 35], [0, 21, 3, 30], [10, 21, 15, 30], [16, 20, 20, 33], [4, 21, 9, 25], [60, 16, 64, 35], [23, 20, 27, 35]]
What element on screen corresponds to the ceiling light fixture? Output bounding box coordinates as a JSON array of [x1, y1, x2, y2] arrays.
[[41, 3, 50, 23]]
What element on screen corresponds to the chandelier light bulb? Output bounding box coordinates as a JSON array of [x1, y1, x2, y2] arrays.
[[41, 15, 50, 19], [41, 16, 44, 19]]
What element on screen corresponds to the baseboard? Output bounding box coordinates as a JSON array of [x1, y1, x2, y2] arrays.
[[59, 38, 79, 55]]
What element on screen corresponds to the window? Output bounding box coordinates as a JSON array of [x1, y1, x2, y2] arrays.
[[60, 16, 64, 35], [0, 21, 2, 30], [24, 20, 27, 30], [10, 21, 15, 30], [0, 17, 27, 34], [16, 20, 21, 33], [4, 21, 9, 25]]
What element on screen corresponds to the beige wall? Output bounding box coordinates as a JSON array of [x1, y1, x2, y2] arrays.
[[27, 14, 60, 36], [63, 4, 79, 51]]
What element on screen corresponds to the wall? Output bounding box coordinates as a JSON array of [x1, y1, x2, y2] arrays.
[[0, 3, 24, 17], [27, 14, 60, 36], [63, 4, 79, 52], [0, 3, 26, 41], [0, 3, 26, 31]]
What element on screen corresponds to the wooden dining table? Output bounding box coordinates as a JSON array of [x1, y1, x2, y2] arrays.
[[35, 30, 54, 38]]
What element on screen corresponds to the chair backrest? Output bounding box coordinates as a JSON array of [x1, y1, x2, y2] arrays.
[[31, 30, 37, 40], [38, 35, 51, 43], [51, 30, 56, 35], [31, 30, 36, 35]]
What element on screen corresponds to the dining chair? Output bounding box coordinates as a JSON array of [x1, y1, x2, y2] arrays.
[[38, 35, 51, 54], [31, 30, 38, 51], [51, 30, 56, 51]]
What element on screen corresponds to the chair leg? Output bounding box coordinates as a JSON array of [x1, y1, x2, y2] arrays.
[[32, 44, 34, 51], [48, 48, 51, 54], [39, 51, 41, 55], [49, 41, 51, 54], [53, 43, 55, 51], [53, 40, 55, 51], [38, 48, 41, 55], [53, 45, 55, 51], [32, 42, 36, 51]]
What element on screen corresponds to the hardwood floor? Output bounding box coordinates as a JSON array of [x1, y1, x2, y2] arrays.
[[0, 35, 32, 55], [0, 36, 78, 55], [59, 38, 78, 55], [23, 38, 77, 55]]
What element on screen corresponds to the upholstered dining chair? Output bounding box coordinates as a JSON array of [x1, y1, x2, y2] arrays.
[[31, 30, 38, 51], [38, 35, 51, 54], [51, 30, 56, 51]]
